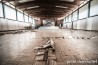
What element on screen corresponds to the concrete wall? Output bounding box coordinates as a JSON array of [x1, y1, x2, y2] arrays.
[[0, 18, 31, 31]]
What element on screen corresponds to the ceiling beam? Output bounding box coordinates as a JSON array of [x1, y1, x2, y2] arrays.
[[23, 7, 72, 11]]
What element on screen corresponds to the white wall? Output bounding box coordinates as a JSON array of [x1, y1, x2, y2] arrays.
[[1, 19, 8, 30], [72, 16, 98, 31], [0, 18, 31, 31], [90, 16, 98, 30], [0, 19, 2, 30], [73, 21, 77, 29], [67, 23, 72, 29], [86, 18, 92, 30], [63, 24, 67, 28], [77, 19, 87, 30]]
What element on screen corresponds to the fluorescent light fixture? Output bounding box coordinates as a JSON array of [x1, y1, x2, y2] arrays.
[[55, 6, 68, 8], [27, 6, 39, 9]]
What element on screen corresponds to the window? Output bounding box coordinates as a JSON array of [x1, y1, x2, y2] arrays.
[[79, 4, 88, 19], [32, 18, 35, 24], [4, 4, 16, 20], [90, 0, 98, 16], [0, 2, 3, 17], [72, 11, 78, 21], [17, 11, 24, 21], [24, 14, 28, 22], [63, 18, 66, 24], [69, 15, 72, 22], [66, 16, 69, 22], [29, 17, 32, 23]]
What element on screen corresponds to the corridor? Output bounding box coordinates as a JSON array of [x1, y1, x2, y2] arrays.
[[0, 0, 98, 65]]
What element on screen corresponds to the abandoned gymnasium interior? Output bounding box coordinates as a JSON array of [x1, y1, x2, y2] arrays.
[[0, 0, 98, 65]]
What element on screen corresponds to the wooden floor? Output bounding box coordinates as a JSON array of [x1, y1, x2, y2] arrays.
[[0, 28, 98, 65]]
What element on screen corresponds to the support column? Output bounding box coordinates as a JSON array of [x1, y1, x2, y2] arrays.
[[54, 19, 58, 26], [40, 19, 43, 26], [61, 20, 63, 27]]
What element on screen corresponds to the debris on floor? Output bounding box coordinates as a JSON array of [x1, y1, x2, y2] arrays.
[[34, 38, 57, 65], [0, 30, 28, 35]]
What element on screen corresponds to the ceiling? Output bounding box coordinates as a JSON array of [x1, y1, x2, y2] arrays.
[[3, 0, 88, 20]]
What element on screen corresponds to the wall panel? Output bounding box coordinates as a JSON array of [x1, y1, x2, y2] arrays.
[[0, 18, 3, 30], [1, 19, 8, 30], [8, 20, 15, 30], [73, 21, 77, 29], [67, 23, 72, 29], [0, 18, 31, 31], [90, 16, 98, 30], [15, 21, 19, 30], [86, 18, 92, 30], [63, 24, 67, 28], [77, 19, 87, 30]]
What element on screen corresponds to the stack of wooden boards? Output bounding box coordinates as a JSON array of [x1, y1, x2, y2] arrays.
[[34, 38, 57, 65]]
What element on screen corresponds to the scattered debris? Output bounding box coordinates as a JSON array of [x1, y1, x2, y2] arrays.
[[67, 36, 95, 40], [0, 30, 28, 35], [34, 38, 57, 65]]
